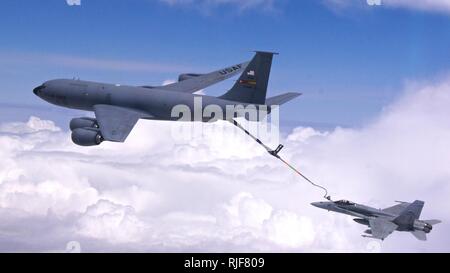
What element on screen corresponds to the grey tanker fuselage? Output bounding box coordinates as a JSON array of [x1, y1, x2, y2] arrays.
[[35, 79, 265, 122], [33, 52, 301, 147]]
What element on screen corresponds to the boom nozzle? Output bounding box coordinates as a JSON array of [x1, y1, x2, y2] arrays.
[[268, 144, 284, 158]]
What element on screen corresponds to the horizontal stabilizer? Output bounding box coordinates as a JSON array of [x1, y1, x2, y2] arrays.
[[361, 235, 377, 239], [411, 231, 427, 241], [265, 92, 302, 106], [424, 219, 441, 225]]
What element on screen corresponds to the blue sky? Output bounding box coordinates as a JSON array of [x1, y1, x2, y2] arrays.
[[1, 0, 450, 128]]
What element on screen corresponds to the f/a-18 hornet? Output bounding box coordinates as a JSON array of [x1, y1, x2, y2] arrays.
[[33, 51, 300, 146], [311, 199, 441, 241]]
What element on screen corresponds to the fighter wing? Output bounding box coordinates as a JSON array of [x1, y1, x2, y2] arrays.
[[93, 104, 144, 142], [382, 202, 410, 215], [157, 61, 249, 93], [368, 218, 398, 240]]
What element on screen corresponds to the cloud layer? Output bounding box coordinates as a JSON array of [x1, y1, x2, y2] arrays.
[[1, 75, 450, 252]]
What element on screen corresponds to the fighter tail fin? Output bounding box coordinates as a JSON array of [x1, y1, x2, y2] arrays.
[[219, 51, 277, 104], [393, 200, 424, 226]]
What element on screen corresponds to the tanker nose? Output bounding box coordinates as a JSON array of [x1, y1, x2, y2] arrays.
[[33, 84, 46, 96]]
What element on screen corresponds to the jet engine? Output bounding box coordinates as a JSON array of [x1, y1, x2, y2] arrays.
[[414, 220, 433, 233], [178, 73, 203, 82], [70, 117, 99, 131], [71, 128, 103, 146]]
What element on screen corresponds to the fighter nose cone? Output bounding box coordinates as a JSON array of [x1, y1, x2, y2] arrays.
[[311, 202, 322, 208]]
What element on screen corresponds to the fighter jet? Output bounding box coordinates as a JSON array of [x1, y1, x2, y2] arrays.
[[311, 199, 441, 241], [33, 51, 300, 146]]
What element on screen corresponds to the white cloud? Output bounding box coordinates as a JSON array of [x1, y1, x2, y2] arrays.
[[64, 0, 275, 12], [384, 0, 450, 14], [264, 210, 315, 248], [0, 116, 60, 134], [327, 0, 450, 15], [220, 192, 273, 229], [77, 199, 146, 243], [0, 51, 192, 74], [0, 74, 450, 251], [159, 0, 276, 11], [66, 0, 81, 6]]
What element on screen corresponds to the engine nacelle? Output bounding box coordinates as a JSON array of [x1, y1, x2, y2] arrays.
[[178, 73, 203, 82], [71, 128, 103, 146], [70, 117, 99, 131], [414, 220, 433, 233]]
